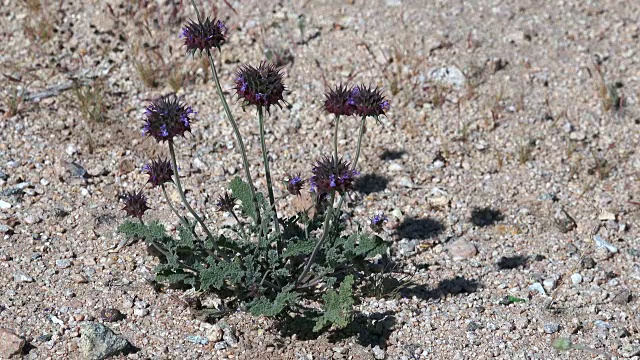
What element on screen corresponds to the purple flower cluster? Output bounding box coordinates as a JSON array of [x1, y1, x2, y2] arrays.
[[370, 213, 387, 233], [216, 193, 236, 213], [310, 156, 359, 196], [349, 85, 390, 118], [286, 175, 304, 196], [235, 62, 286, 113], [324, 83, 390, 119], [121, 190, 150, 220], [143, 157, 174, 187], [142, 95, 195, 143], [324, 83, 355, 116], [180, 17, 227, 54]]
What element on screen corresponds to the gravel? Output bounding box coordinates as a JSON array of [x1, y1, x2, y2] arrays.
[[1, 0, 639, 359]]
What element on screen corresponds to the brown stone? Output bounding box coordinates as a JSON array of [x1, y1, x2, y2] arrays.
[[0, 328, 26, 358]]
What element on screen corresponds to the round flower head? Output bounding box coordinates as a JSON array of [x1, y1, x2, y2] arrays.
[[310, 156, 359, 196], [142, 95, 196, 142], [286, 174, 304, 196], [324, 83, 355, 116], [235, 62, 286, 113], [348, 85, 390, 119], [143, 157, 174, 187], [121, 190, 150, 220], [180, 17, 227, 55], [370, 213, 388, 233], [216, 193, 236, 213]]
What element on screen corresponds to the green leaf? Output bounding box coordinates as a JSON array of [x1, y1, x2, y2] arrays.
[[282, 238, 316, 258], [249, 287, 299, 317], [313, 275, 355, 332], [117, 220, 147, 239], [177, 225, 196, 249], [199, 260, 244, 291], [230, 177, 257, 221], [155, 264, 196, 286]]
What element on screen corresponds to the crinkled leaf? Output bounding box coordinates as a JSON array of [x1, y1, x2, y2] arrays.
[[313, 275, 355, 332], [249, 287, 299, 317], [283, 238, 315, 258], [230, 177, 257, 221], [199, 260, 244, 291]]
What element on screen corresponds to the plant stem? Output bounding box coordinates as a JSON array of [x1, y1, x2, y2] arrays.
[[205, 50, 262, 230], [230, 211, 248, 241], [333, 116, 367, 215], [189, 0, 201, 22], [168, 141, 222, 255], [258, 107, 282, 252], [296, 191, 336, 286], [161, 183, 192, 230], [333, 115, 340, 161], [352, 116, 366, 169]]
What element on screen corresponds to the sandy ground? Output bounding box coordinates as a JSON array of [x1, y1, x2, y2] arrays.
[[1, 0, 640, 359]]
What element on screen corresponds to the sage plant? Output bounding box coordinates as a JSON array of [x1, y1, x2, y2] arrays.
[[118, 1, 391, 331]]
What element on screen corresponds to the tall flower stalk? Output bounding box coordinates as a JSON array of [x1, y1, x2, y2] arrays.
[[258, 107, 282, 248], [206, 49, 262, 231]]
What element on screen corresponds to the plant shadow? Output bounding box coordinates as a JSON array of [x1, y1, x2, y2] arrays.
[[278, 310, 396, 348], [399, 276, 480, 300], [496, 255, 529, 270], [355, 173, 389, 194], [395, 217, 444, 240], [470, 207, 504, 227], [380, 149, 406, 161]]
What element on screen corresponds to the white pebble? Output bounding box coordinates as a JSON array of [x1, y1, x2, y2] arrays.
[[570, 273, 583, 285], [0, 200, 11, 210]]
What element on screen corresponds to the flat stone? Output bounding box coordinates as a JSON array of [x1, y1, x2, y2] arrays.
[[79, 322, 131, 360], [388, 163, 404, 172], [543, 323, 559, 334], [13, 273, 34, 283], [0, 200, 11, 210], [447, 238, 477, 260], [528, 282, 546, 296], [0, 328, 26, 358], [56, 259, 72, 269], [428, 66, 466, 88]]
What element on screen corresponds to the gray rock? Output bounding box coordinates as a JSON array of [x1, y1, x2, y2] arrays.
[[543, 323, 559, 334], [133, 308, 149, 317], [0, 200, 11, 210], [528, 282, 546, 296], [222, 327, 238, 347], [0, 225, 12, 233], [0, 328, 26, 358], [388, 163, 404, 172], [397, 239, 417, 256], [398, 176, 416, 188], [372, 345, 385, 359], [0, 170, 7, 181], [428, 66, 466, 88], [543, 278, 557, 291], [13, 273, 34, 283], [214, 341, 227, 350], [79, 322, 130, 360], [56, 259, 72, 269]]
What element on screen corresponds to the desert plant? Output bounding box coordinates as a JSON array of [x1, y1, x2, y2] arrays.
[[118, 1, 391, 331]]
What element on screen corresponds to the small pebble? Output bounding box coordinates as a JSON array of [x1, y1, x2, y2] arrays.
[[543, 323, 560, 334], [13, 273, 34, 283], [570, 273, 582, 285], [543, 278, 557, 291], [133, 308, 149, 317], [0, 200, 11, 209], [528, 282, 546, 296], [56, 259, 72, 269]]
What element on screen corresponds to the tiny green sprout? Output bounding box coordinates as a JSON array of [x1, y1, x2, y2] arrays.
[[552, 338, 572, 351], [507, 295, 526, 304]]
